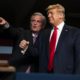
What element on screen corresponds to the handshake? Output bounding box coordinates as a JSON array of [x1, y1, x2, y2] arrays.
[[19, 40, 29, 54]]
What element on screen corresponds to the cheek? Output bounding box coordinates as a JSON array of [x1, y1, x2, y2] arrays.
[[31, 23, 34, 26], [36, 26, 42, 31]]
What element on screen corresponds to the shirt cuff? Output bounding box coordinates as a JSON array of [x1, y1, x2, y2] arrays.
[[4, 23, 10, 29]]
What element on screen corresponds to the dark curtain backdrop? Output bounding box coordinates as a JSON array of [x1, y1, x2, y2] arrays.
[[0, 0, 80, 29], [0, 0, 48, 29]]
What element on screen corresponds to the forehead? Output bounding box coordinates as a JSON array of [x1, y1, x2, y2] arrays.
[[31, 15, 42, 20], [47, 8, 58, 14]]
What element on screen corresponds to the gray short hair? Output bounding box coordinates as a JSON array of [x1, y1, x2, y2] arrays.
[[31, 12, 46, 28]]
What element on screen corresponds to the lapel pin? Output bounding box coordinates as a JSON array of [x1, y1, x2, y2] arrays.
[[65, 29, 68, 31]]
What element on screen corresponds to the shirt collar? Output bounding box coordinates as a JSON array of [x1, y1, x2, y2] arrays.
[[32, 33, 38, 37]]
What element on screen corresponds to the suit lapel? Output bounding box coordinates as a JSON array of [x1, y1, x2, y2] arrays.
[[56, 25, 70, 53], [26, 30, 33, 45], [47, 28, 53, 59]]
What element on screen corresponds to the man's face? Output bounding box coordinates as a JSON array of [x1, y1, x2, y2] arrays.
[[47, 9, 62, 26], [30, 15, 43, 32]]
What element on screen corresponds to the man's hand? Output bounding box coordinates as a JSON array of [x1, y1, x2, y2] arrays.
[[19, 40, 29, 49], [0, 17, 8, 25], [19, 40, 29, 54]]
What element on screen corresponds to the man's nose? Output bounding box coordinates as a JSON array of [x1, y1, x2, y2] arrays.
[[34, 21, 37, 24]]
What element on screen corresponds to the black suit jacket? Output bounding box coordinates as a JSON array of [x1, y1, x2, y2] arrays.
[[29, 24, 80, 74], [20, 30, 39, 72], [7, 26, 39, 72]]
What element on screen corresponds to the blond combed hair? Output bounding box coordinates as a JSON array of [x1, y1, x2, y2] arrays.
[[46, 4, 65, 13], [46, 4, 65, 20]]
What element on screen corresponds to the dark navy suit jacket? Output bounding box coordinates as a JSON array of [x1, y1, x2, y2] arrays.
[[29, 24, 80, 74]]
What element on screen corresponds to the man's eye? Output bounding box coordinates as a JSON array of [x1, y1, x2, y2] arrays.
[[31, 20, 41, 23], [37, 21, 41, 23], [31, 20, 35, 22]]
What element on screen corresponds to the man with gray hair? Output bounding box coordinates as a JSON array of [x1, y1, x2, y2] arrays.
[[0, 12, 46, 72], [19, 12, 46, 72]]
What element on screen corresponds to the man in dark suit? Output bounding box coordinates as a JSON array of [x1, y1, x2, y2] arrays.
[[18, 12, 46, 72], [0, 12, 46, 72], [20, 4, 80, 74]]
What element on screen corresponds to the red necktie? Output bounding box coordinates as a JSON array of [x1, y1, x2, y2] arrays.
[[48, 27, 58, 71]]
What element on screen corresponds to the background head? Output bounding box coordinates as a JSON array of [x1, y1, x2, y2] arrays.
[[30, 12, 46, 32]]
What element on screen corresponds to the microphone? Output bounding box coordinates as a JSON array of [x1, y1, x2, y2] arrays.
[[20, 41, 29, 54], [21, 46, 28, 54]]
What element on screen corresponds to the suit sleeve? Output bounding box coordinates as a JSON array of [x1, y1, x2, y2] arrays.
[[75, 30, 80, 74], [5, 25, 24, 38]]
